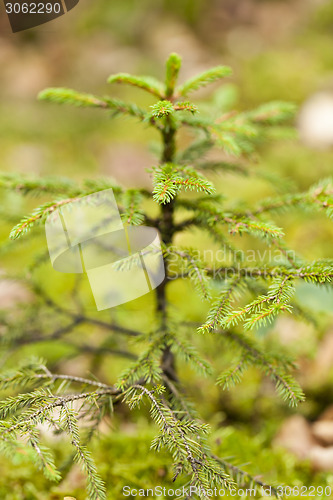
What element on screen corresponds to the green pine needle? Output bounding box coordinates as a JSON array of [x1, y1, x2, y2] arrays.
[[165, 53, 182, 98], [108, 73, 164, 98]]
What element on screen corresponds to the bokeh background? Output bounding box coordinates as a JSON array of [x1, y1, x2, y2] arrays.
[[1, 0, 333, 498]]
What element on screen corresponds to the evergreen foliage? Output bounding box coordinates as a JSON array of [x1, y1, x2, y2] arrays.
[[0, 53, 332, 499]]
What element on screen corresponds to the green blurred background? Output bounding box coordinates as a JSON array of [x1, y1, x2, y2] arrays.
[[1, 0, 333, 498]]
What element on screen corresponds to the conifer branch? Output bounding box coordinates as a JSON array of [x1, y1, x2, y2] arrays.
[[175, 198, 284, 240], [2, 52, 330, 499], [9, 197, 80, 240], [164, 247, 211, 300], [243, 101, 296, 124], [177, 66, 232, 97], [219, 330, 304, 407], [165, 53, 182, 98], [152, 164, 215, 204], [9, 183, 147, 240], [125, 384, 236, 495], [120, 189, 145, 225], [213, 457, 282, 499], [198, 277, 244, 334], [39, 88, 148, 121], [217, 356, 249, 389], [247, 178, 333, 219], [208, 261, 333, 284], [28, 430, 61, 482], [0, 172, 79, 196], [217, 277, 295, 331], [108, 73, 164, 99], [61, 404, 107, 500]]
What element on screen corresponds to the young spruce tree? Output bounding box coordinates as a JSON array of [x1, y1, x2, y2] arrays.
[[0, 53, 332, 499]]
